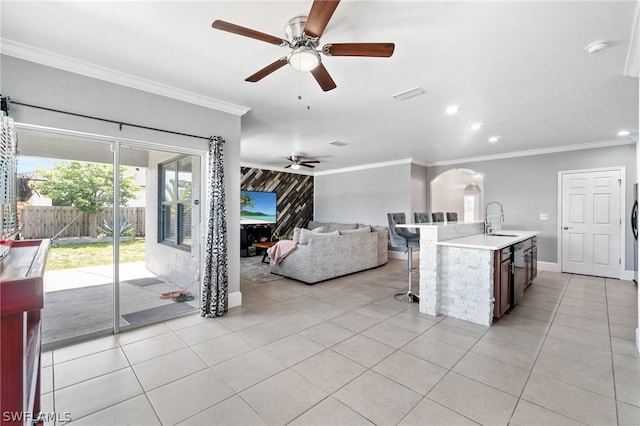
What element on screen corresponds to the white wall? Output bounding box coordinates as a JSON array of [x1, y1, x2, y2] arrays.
[[428, 144, 637, 268], [411, 164, 428, 216], [1, 55, 243, 300], [314, 163, 413, 228]]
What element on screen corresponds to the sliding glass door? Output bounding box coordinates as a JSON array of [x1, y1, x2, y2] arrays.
[[15, 125, 202, 349]]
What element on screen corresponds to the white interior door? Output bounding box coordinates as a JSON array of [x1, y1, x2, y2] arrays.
[[561, 169, 622, 278]]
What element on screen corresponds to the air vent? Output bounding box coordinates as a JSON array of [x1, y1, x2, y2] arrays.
[[391, 87, 426, 101], [328, 140, 348, 147]]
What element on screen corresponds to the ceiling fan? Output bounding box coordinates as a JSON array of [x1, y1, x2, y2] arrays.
[[212, 0, 395, 92], [285, 155, 320, 170]]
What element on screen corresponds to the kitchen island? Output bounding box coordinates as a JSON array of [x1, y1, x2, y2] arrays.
[[397, 222, 538, 326]]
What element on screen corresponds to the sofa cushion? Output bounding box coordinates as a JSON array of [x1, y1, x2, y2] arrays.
[[293, 226, 325, 243], [308, 221, 359, 233], [339, 226, 371, 235], [299, 229, 339, 245], [307, 221, 325, 230], [327, 223, 359, 232]]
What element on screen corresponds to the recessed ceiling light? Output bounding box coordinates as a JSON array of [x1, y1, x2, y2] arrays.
[[446, 105, 460, 115], [585, 40, 608, 54], [328, 140, 348, 147], [488, 136, 500, 143], [617, 130, 631, 136], [469, 122, 484, 131], [391, 87, 426, 101]]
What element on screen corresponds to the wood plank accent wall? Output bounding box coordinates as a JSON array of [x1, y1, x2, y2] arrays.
[[241, 167, 313, 239]]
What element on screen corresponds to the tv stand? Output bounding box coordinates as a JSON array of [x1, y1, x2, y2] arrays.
[[240, 224, 272, 257]]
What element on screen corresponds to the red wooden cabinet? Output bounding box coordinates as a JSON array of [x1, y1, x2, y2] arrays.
[[1, 239, 50, 426]]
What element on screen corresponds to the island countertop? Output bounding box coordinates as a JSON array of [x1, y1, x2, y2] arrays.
[[437, 230, 539, 250]]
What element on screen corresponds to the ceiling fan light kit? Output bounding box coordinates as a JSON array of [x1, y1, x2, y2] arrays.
[[288, 48, 321, 72], [211, 0, 395, 92]]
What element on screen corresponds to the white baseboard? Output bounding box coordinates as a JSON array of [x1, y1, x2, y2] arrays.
[[538, 262, 636, 281], [537, 261, 560, 272], [620, 270, 635, 281], [229, 291, 242, 309]]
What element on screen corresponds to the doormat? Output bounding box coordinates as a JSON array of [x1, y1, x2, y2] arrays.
[[121, 302, 196, 325], [123, 277, 165, 287]]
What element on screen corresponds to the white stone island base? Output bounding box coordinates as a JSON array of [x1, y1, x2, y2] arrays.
[[397, 222, 539, 327], [436, 246, 494, 326]]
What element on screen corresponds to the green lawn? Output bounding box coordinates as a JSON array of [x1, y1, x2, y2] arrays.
[[47, 239, 146, 270]]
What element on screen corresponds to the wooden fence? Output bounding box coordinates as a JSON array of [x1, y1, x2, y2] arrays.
[[20, 206, 145, 239]]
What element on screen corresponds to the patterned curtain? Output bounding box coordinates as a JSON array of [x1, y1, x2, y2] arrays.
[[201, 136, 228, 317]]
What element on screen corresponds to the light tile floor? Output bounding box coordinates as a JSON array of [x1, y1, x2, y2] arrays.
[[41, 260, 639, 425]]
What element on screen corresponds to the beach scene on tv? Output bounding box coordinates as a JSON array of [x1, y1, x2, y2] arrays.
[[240, 190, 277, 224]]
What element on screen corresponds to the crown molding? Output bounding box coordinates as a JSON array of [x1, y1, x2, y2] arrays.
[[1, 38, 251, 116], [624, 1, 640, 77], [314, 158, 419, 176], [427, 138, 636, 167], [240, 162, 315, 176]]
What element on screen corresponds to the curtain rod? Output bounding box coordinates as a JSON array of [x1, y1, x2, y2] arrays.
[[9, 99, 214, 141]]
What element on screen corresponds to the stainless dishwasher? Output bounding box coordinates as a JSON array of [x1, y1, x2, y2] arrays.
[[512, 239, 532, 306]]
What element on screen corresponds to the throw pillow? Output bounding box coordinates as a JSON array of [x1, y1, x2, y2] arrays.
[[294, 226, 325, 243], [339, 226, 371, 235], [299, 228, 338, 244]]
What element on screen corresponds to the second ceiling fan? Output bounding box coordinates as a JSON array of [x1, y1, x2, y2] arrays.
[[212, 0, 395, 92]]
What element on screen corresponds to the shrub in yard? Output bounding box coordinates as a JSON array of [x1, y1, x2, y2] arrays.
[[98, 216, 136, 237]]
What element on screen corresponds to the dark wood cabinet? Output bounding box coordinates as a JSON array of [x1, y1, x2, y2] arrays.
[[494, 236, 538, 319], [1, 239, 50, 426], [493, 247, 512, 319], [240, 225, 272, 257]]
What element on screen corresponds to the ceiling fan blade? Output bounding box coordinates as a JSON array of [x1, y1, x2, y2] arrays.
[[300, 160, 321, 164], [301, 163, 316, 168], [212, 20, 284, 46], [304, 0, 340, 38], [284, 164, 292, 169], [323, 43, 395, 57], [310, 64, 337, 92], [245, 58, 288, 82]]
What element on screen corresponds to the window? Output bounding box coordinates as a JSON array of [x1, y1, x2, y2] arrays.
[[464, 183, 482, 222], [464, 194, 477, 223], [159, 156, 192, 249]]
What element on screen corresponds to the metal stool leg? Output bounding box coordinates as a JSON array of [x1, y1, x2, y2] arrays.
[[395, 246, 419, 303]]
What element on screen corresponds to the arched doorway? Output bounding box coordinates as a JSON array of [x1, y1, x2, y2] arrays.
[[431, 168, 484, 222]]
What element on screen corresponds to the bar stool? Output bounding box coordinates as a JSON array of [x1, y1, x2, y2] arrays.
[[431, 212, 445, 223], [387, 213, 420, 303], [414, 212, 431, 224], [446, 212, 458, 222]]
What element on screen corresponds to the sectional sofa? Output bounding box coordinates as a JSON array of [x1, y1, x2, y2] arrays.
[[269, 221, 389, 284]]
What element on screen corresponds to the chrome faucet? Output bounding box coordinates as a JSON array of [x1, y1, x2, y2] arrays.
[[484, 201, 504, 234]]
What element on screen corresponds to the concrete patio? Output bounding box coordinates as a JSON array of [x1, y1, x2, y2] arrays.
[[42, 262, 199, 347]]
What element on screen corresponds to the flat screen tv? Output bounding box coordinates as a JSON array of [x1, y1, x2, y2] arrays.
[[241, 190, 277, 224]]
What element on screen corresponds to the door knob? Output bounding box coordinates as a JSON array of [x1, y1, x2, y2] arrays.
[[563, 226, 573, 230]]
